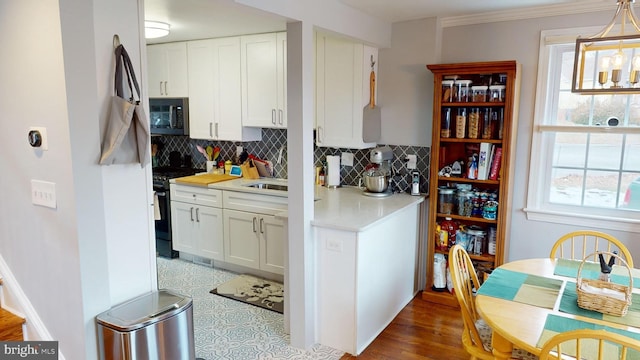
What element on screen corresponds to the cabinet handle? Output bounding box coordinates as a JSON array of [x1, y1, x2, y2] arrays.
[[215, 123, 219, 138], [259, 218, 264, 234], [209, 122, 213, 137], [195, 208, 200, 222], [278, 109, 283, 125], [272, 109, 276, 125], [252, 217, 257, 233], [164, 81, 168, 95], [190, 207, 194, 222], [159, 82, 164, 96]]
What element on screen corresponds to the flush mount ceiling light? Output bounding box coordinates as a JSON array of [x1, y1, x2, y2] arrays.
[[572, 0, 640, 94], [145, 21, 170, 39]]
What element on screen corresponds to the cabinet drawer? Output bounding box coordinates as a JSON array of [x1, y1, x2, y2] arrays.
[[222, 191, 288, 215], [170, 184, 222, 207]]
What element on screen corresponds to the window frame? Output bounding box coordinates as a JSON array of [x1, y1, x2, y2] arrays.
[[525, 27, 640, 233]]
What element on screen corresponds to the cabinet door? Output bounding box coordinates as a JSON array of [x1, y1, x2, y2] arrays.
[[187, 39, 215, 139], [223, 209, 260, 269], [259, 215, 285, 275], [147, 43, 188, 98], [147, 45, 165, 98], [276, 32, 287, 128], [215, 37, 260, 141], [194, 205, 224, 261], [241, 33, 278, 128], [164, 43, 189, 97], [315, 34, 377, 149], [171, 201, 196, 253]]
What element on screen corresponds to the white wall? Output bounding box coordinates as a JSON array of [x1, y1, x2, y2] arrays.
[[0, 0, 155, 358], [438, 11, 640, 261], [378, 18, 439, 147]]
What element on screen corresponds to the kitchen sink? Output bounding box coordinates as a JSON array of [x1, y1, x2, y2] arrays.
[[246, 183, 288, 191]]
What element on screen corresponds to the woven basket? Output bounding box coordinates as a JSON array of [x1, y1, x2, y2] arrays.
[[576, 251, 632, 317]]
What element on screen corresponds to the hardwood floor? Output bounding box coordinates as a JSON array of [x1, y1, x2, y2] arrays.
[[0, 308, 24, 341], [340, 292, 469, 360]]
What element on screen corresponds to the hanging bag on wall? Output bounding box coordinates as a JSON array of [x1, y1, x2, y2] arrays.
[[99, 40, 150, 166]]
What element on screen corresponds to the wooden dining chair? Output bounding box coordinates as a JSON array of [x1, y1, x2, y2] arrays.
[[449, 245, 538, 360], [549, 230, 634, 267], [539, 328, 640, 360]]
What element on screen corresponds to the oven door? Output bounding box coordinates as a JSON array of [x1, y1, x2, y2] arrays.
[[155, 189, 178, 258]]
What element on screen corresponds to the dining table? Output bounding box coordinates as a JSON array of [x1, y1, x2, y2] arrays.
[[475, 257, 640, 360]]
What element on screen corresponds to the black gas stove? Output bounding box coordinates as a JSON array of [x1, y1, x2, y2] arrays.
[[152, 166, 198, 190], [152, 166, 198, 258]]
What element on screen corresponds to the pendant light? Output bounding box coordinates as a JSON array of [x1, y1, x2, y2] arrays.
[[572, 0, 640, 94]]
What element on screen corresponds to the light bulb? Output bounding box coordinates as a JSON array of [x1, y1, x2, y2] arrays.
[[600, 56, 612, 71], [610, 51, 626, 87], [612, 51, 626, 70], [630, 55, 640, 85]]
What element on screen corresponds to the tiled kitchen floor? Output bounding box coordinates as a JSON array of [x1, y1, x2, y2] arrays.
[[156, 257, 344, 360]]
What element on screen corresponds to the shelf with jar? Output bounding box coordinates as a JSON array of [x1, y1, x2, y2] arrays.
[[423, 60, 520, 307]]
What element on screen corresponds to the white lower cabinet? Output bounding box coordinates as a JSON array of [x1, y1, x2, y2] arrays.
[[222, 190, 287, 275], [223, 209, 285, 275], [170, 185, 224, 261]]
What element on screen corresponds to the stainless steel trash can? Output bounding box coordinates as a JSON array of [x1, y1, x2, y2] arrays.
[[96, 289, 195, 360]]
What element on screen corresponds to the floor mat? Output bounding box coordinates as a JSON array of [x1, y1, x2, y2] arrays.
[[211, 274, 284, 314]]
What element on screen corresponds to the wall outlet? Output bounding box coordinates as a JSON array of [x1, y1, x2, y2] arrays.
[[31, 180, 56, 209], [406, 155, 417, 169], [341, 152, 354, 167], [236, 146, 243, 157]]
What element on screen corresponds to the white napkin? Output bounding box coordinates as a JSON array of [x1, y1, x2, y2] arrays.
[[580, 282, 626, 301], [154, 192, 161, 220]]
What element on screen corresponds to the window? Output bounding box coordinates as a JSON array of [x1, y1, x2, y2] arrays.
[[526, 28, 640, 232]]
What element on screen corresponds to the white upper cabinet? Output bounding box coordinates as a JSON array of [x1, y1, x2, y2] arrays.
[[147, 42, 189, 98], [316, 34, 379, 149], [241, 32, 287, 128], [187, 38, 261, 141]]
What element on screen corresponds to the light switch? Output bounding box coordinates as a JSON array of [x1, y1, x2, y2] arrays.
[[341, 152, 354, 167], [31, 180, 57, 209]]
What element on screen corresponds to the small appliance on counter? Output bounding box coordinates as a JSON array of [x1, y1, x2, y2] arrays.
[[362, 146, 394, 197], [411, 170, 421, 195]]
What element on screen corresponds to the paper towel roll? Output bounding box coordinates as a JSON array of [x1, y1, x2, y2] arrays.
[[326, 155, 341, 187]]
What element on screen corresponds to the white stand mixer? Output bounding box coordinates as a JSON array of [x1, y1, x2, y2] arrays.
[[363, 146, 394, 197]]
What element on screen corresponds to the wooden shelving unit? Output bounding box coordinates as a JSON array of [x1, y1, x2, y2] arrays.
[[423, 61, 521, 307]]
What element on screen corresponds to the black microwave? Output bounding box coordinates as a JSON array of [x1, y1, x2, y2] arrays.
[[149, 97, 189, 136]]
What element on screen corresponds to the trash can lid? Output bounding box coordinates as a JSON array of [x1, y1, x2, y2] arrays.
[[96, 289, 192, 332]]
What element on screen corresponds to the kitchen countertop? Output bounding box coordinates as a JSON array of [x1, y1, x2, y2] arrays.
[[171, 176, 425, 232]]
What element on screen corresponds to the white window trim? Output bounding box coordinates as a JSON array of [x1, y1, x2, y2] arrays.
[[525, 27, 640, 234]]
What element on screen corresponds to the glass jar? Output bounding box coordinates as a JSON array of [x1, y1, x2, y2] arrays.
[[496, 108, 504, 140], [482, 108, 493, 139], [472, 85, 488, 102], [442, 80, 455, 103], [468, 108, 481, 139], [455, 79, 472, 102], [489, 85, 506, 102], [438, 187, 455, 214], [455, 108, 467, 138], [466, 225, 486, 255], [441, 108, 452, 138], [482, 200, 498, 220], [456, 189, 473, 217]]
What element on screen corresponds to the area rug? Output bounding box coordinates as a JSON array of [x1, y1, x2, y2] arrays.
[[211, 274, 284, 314]]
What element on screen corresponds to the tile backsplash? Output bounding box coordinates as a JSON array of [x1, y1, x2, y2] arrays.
[[153, 129, 431, 194]]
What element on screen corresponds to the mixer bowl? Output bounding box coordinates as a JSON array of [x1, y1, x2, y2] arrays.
[[363, 174, 389, 193]]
